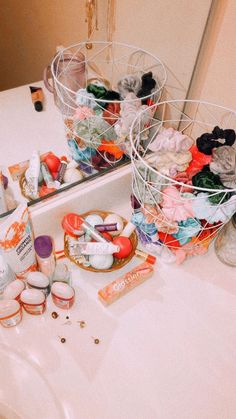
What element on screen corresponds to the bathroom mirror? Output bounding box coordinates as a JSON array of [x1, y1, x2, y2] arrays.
[[0, 0, 212, 218]]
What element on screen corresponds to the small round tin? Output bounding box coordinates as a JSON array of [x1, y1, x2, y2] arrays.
[[20, 289, 46, 315], [0, 300, 22, 327], [3, 280, 25, 302], [51, 282, 75, 309], [27, 271, 50, 296]]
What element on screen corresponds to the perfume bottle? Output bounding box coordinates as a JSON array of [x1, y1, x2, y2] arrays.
[[215, 213, 236, 267]]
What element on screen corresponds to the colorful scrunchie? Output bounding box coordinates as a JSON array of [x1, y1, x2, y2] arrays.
[[173, 218, 201, 245], [161, 186, 194, 221], [148, 127, 193, 153], [192, 168, 231, 204], [186, 145, 212, 179], [210, 146, 236, 189], [192, 192, 236, 223]]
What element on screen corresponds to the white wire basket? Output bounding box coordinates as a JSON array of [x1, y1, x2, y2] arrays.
[[130, 99, 236, 263], [50, 41, 167, 173]]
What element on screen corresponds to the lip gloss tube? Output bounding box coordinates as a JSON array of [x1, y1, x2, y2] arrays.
[[135, 249, 156, 265], [94, 223, 118, 232], [98, 262, 154, 305]]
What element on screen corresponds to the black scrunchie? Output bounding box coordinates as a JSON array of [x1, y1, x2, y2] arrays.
[[102, 90, 121, 108], [98, 90, 121, 109], [137, 71, 156, 104], [196, 125, 236, 155]]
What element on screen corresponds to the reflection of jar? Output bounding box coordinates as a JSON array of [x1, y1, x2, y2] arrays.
[[215, 213, 236, 266]]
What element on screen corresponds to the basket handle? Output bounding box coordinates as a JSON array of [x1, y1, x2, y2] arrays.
[[43, 65, 54, 93]]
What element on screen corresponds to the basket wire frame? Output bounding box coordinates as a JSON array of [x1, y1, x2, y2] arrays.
[[130, 100, 236, 256], [51, 41, 167, 170]]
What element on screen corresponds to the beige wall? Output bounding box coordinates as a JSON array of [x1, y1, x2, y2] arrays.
[[113, 0, 211, 100], [0, 0, 211, 94], [0, 0, 108, 91], [188, 0, 236, 108]]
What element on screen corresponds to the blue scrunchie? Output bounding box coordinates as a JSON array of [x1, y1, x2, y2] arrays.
[[131, 212, 157, 236], [173, 218, 201, 245], [68, 139, 96, 163]]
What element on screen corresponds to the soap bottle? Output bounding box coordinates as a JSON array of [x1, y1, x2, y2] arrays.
[[0, 255, 16, 298], [34, 236, 55, 281]]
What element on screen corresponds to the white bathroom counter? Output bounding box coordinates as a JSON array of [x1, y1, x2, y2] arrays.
[[0, 166, 236, 419]]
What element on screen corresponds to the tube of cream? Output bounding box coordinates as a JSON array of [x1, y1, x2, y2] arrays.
[[73, 242, 120, 255], [78, 217, 109, 243], [0, 204, 37, 279], [62, 213, 108, 243], [25, 151, 40, 198], [120, 221, 136, 238], [0, 171, 7, 214], [67, 237, 90, 265], [29, 86, 44, 112], [41, 162, 56, 188], [98, 262, 154, 305]]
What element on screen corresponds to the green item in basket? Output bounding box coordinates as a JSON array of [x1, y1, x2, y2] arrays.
[[73, 115, 116, 148], [192, 169, 231, 205], [87, 84, 107, 99]]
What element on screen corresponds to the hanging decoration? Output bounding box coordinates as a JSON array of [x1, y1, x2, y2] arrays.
[[107, 0, 116, 42], [85, 0, 98, 49]]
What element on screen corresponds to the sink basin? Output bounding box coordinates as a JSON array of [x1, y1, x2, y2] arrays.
[[0, 344, 64, 419]]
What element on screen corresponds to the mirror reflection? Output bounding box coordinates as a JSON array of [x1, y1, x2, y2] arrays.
[[0, 0, 212, 217]]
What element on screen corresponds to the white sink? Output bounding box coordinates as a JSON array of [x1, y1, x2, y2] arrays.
[[0, 344, 64, 419]]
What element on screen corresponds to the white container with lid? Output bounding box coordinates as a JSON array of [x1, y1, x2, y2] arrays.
[[20, 289, 46, 315], [51, 282, 75, 309], [27, 271, 50, 296], [3, 279, 25, 301], [0, 299, 22, 327], [0, 255, 16, 298]]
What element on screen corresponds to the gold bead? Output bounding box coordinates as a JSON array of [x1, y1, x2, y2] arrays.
[[94, 338, 100, 344], [51, 312, 58, 319], [61, 337, 66, 343], [86, 42, 93, 50]]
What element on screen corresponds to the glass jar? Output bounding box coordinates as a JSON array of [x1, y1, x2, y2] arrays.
[[215, 213, 236, 267]]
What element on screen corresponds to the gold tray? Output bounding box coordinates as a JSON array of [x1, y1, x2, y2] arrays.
[[64, 210, 138, 272]]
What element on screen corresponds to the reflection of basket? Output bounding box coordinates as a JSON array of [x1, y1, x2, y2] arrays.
[[130, 100, 236, 262], [51, 41, 166, 171], [64, 210, 138, 272]]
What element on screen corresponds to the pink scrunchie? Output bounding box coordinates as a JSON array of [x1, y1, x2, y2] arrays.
[[74, 106, 94, 120], [161, 186, 194, 221], [142, 204, 179, 234]]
